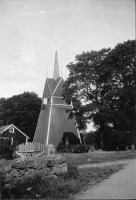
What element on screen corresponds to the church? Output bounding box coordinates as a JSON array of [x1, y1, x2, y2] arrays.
[[33, 51, 81, 146]]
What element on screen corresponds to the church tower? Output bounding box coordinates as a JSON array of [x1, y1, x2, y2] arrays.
[[33, 52, 80, 146]]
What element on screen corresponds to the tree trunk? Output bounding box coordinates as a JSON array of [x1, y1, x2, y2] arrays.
[[99, 120, 104, 150]]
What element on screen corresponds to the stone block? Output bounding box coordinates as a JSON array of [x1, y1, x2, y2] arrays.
[[52, 163, 67, 175], [26, 169, 35, 178], [25, 159, 34, 168], [46, 159, 56, 167], [51, 167, 62, 175], [4, 164, 12, 173], [1, 154, 67, 185], [59, 163, 68, 173], [17, 170, 25, 177], [55, 155, 66, 164], [39, 168, 50, 177], [40, 160, 48, 168], [5, 174, 12, 183], [46, 174, 57, 179], [13, 161, 26, 169], [33, 159, 42, 170], [10, 169, 18, 177]]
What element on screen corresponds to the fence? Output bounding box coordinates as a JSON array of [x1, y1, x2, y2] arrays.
[[16, 142, 54, 158]]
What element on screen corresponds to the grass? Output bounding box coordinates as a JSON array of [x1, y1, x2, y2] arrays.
[[61, 150, 136, 166], [0, 151, 135, 199], [1, 163, 125, 200]]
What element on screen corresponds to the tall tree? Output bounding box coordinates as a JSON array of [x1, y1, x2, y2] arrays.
[[0, 92, 41, 141], [63, 48, 111, 148], [63, 40, 136, 149], [105, 40, 136, 145]]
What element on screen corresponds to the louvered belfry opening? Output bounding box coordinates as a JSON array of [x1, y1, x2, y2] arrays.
[[33, 52, 80, 146]]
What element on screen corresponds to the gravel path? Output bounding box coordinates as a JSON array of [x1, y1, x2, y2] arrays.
[[76, 159, 136, 199]]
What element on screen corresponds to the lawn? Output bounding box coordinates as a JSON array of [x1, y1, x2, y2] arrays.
[[1, 163, 125, 200], [0, 150, 135, 199], [61, 150, 136, 166]]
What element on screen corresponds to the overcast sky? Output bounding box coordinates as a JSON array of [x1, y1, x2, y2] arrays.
[[0, 0, 135, 98]]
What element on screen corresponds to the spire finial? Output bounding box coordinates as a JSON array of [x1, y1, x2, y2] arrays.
[[55, 40, 57, 50], [54, 50, 60, 80], [46, 66, 48, 78]]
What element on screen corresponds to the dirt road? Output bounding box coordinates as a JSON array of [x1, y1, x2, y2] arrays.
[[76, 159, 136, 199]]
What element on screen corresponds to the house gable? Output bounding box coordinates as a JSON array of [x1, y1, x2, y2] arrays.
[[0, 124, 29, 144]]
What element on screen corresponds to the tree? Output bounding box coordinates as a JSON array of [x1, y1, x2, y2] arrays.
[[63, 40, 136, 149], [0, 92, 41, 141], [63, 48, 112, 148], [105, 40, 136, 141]]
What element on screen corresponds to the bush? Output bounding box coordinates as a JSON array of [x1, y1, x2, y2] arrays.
[[60, 132, 80, 145], [0, 138, 16, 160], [72, 144, 90, 153], [56, 144, 92, 153]]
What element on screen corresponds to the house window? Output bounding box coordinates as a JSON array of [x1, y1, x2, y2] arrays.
[[9, 127, 15, 133], [42, 98, 47, 108], [43, 98, 47, 105]]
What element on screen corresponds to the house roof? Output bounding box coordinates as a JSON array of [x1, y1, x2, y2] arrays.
[[0, 124, 30, 139], [0, 125, 11, 133]]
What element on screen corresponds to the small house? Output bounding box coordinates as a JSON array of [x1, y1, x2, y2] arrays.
[[0, 124, 29, 145]]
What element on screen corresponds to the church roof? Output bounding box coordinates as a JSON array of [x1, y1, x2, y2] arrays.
[[54, 51, 60, 80], [47, 78, 55, 94], [43, 51, 62, 97], [53, 78, 64, 96], [43, 77, 63, 97], [33, 51, 81, 146]]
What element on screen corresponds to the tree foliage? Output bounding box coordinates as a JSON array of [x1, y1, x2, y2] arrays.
[[0, 138, 16, 159], [63, 40, 136, 149], [0, 92, 41, 141], [105, 40, 136, 138]]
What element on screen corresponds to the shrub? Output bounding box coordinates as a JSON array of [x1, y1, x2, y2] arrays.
[[0, 138, 16, 160], [72, 144, 90, 153], [61, 132, 80, 145], [56, 144, 92, 153]]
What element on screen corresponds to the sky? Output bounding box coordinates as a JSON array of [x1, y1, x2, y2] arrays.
[[0, 0, 135, 99]]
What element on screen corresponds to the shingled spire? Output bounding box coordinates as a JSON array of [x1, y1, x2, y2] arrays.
[[33, 51, 81, 146], [54, 51, 60, 80]]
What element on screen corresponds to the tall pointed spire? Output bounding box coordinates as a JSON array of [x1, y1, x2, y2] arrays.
[[54, 51, 60, 80], [33, 52, 81, 146]]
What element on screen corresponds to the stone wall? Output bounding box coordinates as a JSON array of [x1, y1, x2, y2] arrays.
[[1, 155, 67, 185]]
